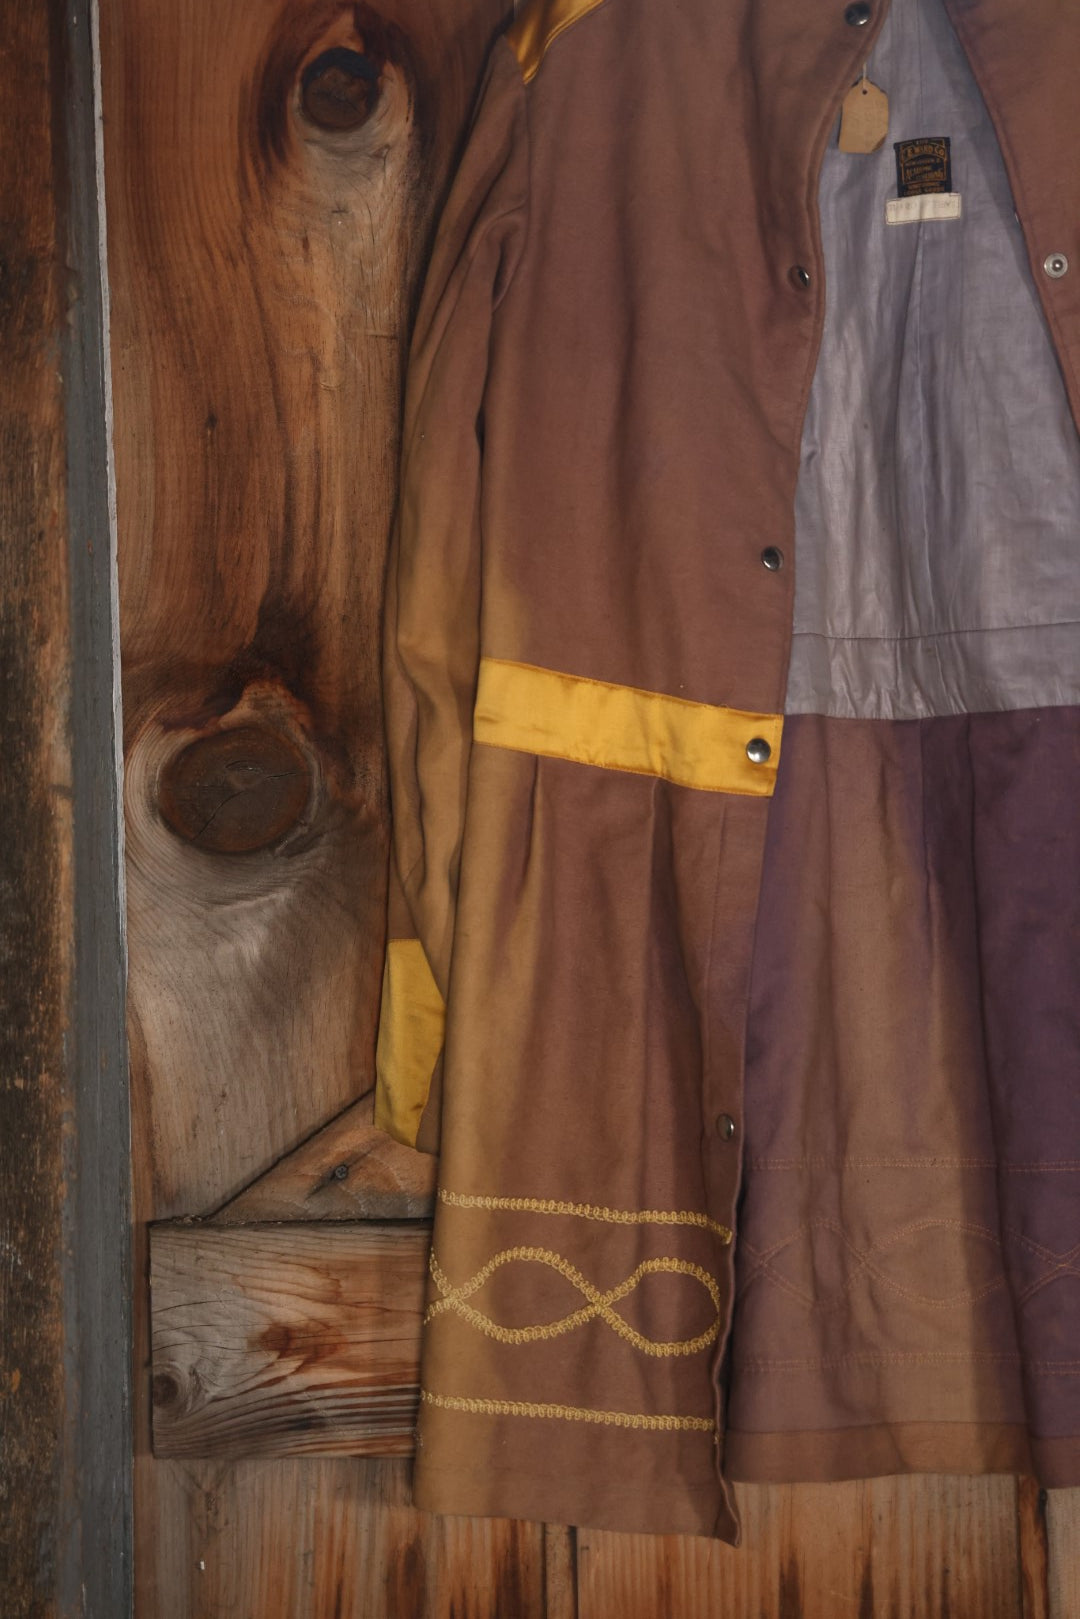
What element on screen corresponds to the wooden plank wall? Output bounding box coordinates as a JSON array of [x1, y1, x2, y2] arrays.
[[99, 0, 1080, 1614], [100, 0, 528, 1611], [0, 0, 132, 1613]]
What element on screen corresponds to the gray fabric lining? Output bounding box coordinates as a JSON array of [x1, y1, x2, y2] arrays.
[[785, 0, 1080, 721]]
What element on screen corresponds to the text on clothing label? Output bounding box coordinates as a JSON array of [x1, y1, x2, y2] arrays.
[[886, 193, 962, 224], [894, 136, 952, 195]]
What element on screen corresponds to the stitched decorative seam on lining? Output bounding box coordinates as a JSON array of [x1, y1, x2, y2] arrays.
[[438, 1187, 733, 1243], [750, 1156, 1080, 1172], [426, 1246, 722, 1357], [420, 1390, 714, 1432], [735, 1350, 1023, 1373], [737, 1216, 1009, 1314]]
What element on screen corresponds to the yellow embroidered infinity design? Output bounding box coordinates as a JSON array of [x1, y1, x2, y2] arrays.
[[426, 1245, 722, 1358]]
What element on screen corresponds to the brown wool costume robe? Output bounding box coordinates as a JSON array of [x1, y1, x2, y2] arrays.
[[375, 0, 1080, 1543]]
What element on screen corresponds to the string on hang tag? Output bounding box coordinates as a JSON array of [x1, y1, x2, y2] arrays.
[[838, 62, 889, 154]]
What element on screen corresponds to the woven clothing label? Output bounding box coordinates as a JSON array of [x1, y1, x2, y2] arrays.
[[886, 193, 962, 224], [894, 136, 952, 195]]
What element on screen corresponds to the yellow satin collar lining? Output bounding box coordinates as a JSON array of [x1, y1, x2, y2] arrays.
[[374, 938, 445, 1149], [507, 0, 610, 84]]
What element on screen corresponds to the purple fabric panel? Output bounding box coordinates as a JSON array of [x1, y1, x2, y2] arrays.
[[729, 708, 1079, 1460], [970, 707, 1080, 1441]]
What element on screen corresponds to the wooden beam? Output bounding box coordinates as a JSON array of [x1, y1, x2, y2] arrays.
[[98, 0, 534, 1603], [0, 0, 132, 1611], [1047, 1491, 1080, 1619], [213, 1091, 436, 1225], [107, 0, 508, 1229], [151, 1223, 428, 1459]]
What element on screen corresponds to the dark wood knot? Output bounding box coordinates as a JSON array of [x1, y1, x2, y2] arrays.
[[301, 47, 381, 131], [159, 725, 312, 854], [152, 1371, 181, 1409]]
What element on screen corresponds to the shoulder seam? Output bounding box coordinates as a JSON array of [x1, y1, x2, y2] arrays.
[[507, 0, 612, 85]]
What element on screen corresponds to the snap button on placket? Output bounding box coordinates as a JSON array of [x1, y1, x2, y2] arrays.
[[1044, 253, 1069, 279]]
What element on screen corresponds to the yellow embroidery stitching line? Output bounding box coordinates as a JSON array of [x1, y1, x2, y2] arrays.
[[420, 1390, 714, 1433], [427, 1247, 721, 1358], [438, 1188, 733, 1245]]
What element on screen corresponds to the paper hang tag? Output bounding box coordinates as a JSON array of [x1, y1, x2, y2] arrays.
[[838, 76, 889, 154]]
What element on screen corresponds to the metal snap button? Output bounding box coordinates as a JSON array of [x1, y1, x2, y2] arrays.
[[746, 738, 772, 765], [1044, 252, 1069, 279], [791, 264, 812, 289], [716, 1113, 736, 1140], [844, 2, 872, 24], [761, 547, 784, 571]]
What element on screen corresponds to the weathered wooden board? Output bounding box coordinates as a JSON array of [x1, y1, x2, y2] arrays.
[[151, 1222, 428, 1457], [146, 1456, 558, 1619], [1047, 1491, 1080, 1619], [0, 0, 73, 1596], [0, 0, 132, 1613], [105, 0, 508, 1224], [577, 1477, 1025, 1619], [1018, 1476, 1051, 1619], [99, 0, 523, 1610], [215, 1092, 436, 1224]]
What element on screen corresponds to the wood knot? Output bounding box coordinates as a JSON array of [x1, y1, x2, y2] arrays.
[[158, 725, 312, 854], [152, 1371, 181, 1409], [301, 47, 380, 131]]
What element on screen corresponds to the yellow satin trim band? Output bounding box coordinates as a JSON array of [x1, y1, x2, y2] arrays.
[[507, 0, 610, 84], [473, 657, 783, 797], [374, 939, 445, 1149]]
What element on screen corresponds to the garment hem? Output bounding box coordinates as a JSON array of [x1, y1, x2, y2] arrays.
[[413, 1460, 737, 1541], [724, 1420, 1050, 1484]]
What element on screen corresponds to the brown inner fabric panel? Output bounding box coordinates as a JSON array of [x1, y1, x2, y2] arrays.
[[415, 747, 767, 1537], [726, 709, 1080, 1485]]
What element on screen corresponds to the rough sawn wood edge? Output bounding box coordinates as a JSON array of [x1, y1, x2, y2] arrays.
[[0, 0, 133, 1611]]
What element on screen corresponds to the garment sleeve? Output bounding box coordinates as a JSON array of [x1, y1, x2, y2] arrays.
[[374, 38, 529, 1153]]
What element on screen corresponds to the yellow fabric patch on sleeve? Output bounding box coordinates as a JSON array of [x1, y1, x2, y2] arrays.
[[473, 657, 783, 796], [507, 0, 611, 84], [374, 938, 446, 1148]]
